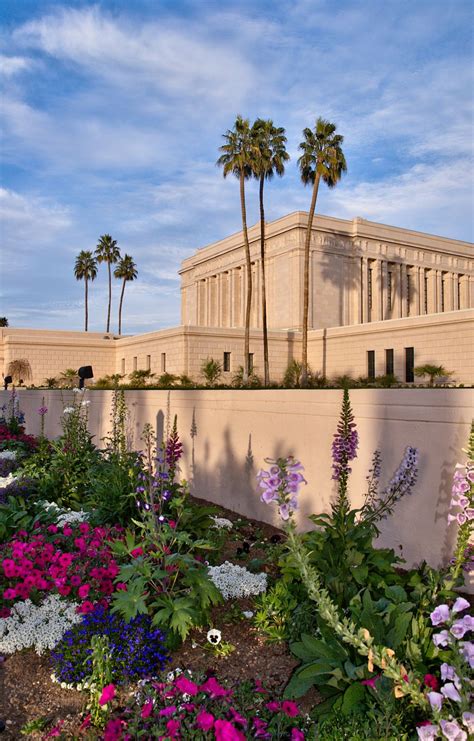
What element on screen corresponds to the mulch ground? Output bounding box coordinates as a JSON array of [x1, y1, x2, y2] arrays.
[[0, 502, 318, 739]]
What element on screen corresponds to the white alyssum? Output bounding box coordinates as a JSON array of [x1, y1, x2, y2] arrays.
[[211, 517, 233, 530], [41, 500, 89, 525], [0, 473, 16, 488], [0, 450, 17, 461], [0, 595, 81, 655], [207, 561, 267, 600]]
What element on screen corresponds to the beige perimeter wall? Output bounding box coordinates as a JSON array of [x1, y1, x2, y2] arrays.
[[5, 388, 473, 585]]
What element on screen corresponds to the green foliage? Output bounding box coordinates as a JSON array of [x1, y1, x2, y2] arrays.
[[84, 452, 141, 525], [156, 372, 179, 388], [59, 368, 79, 388], [87, 635, 114, 728], [7, 358, 32, 385], [232, 365, 262, 388], [253, 581, 299, 641], [414, 364, 452, 386], [283, 360, 304, 388], [314, 696, 413, 740], [374, 373, 399, 387], [201, 357, 222, 386], [128, 369, 155, 387], [111, 528, 222, 647], [43, 377, 58, 388]]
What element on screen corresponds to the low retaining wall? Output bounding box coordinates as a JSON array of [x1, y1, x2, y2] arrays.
[[3, 389, 473, 582]]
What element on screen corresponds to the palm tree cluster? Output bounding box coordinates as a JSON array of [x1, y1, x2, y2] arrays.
[[74, 236, 137, 334], [218, 116, 346, 386]]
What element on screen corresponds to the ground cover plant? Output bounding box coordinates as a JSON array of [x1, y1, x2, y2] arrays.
[[0, 387, 472, 740]]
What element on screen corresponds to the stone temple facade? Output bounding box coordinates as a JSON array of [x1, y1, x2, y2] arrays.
[[180, 211, 474, 331], [1, 212, 473, 386]]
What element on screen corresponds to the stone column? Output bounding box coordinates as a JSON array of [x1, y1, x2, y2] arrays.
[[362, 257, 369, 323], [374, 259, 383, 322], [400, 264, 407, 318], [381, 261, 389, 320], [460, 275, 469, 310], [436, 271, 443, 313], [392, 264, 401, 319]]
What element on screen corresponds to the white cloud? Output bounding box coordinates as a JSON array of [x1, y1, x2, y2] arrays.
[[15, 6, 256, 108], [0, 188, 71, 253], [0, 54, 32, 76], [327, 160, 474, 240]]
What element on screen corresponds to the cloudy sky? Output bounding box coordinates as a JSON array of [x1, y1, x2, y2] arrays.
[[1, 0, 473, 334]]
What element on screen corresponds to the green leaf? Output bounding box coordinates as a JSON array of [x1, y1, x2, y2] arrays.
[[283, 673, 317, 699], [385, 585, 408, 603], [386, 612, 412, 649], [341, 682, 366, 714], [298, 660, 337, 680]]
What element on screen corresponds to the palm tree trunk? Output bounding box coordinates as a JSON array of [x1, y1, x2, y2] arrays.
[[259, 175, 269, 386], [118, 279, 126, 335], [301, 172, 321, 387], [240, 171, 252, 384], [85, 278, 88, 332], [107, 262, 112, 333]]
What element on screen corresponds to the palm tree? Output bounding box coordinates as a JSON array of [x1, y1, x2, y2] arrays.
[[74, 250, 98, 332], [251, 119, 289, 386], [95, 234, 121, 333], [298, 118, 347, 386], [217, 116, 254, 384], [114, 254, 138, 335]]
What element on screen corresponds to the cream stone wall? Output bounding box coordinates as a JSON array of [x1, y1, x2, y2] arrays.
[[0, 328, 115, 387], [1, 311, 473, 386], [6, 388, 473, 580], [308, 310, 474, 384]]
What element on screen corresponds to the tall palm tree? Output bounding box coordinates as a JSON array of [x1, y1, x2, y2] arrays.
[[114, 254, 138, 335], [74, 250, 98, 332], [95, 234, 121, 333], [298, 118, 347, 386], [217, 115, 254, 384], [251, 119, 289, 386]]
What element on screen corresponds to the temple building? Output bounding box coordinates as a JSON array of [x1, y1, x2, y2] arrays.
[[1, 212, 473, 385]]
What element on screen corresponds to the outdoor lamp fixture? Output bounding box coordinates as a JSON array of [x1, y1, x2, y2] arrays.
[[78, 366, 93, 389], [3, 375, 12, 391]]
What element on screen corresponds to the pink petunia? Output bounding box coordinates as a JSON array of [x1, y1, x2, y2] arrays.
[[78, 584, 91, 599], [282, 701, 299, 718], [99, 684, 116, 706], [130, 547, 144, 558], [196, 711, 215, 731], [166, 719, 181, 738], [140, 700, 154, 718], [199, 676, 231, 698], [214, 719, 246, 741], [174, 675, 198, 696], [291, 730, 305, 741]]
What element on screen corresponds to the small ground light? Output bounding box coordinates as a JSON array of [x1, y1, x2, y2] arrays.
[[77, 366, 93, 389]]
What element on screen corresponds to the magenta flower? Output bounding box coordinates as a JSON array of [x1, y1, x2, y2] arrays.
[[140, 700, 153, 718], [291, 730, 305, 741], [361, 674, 381, 689], [99, 683, 116, 706], [214, 719, 246, 741], [174, 675, 198, 696], [199, 676, 230, 698], [159, 705, 177, 717], [166, 719, 181, 738], [282, 701, 299, 718], [196, 711, 214, 731]]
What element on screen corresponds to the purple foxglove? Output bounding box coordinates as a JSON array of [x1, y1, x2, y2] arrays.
[[441, 663, 461, 688], [261, 490, 277, 504], [430, 604, 451, 626], [432, 630, 451, 647], [452, 597, 470, 613], [459, 640, 474, 668], [427, 691, 443, 710], [278, 504, 290, 521], [439, 720, 467, 741], [416, 726, 439, 741], [441, 682, 462, 703], [462, 713, 474, 734], [450, 620, 470, 639]]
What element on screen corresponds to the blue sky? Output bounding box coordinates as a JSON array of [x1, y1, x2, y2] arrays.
[[1, 0, 473, 334]]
